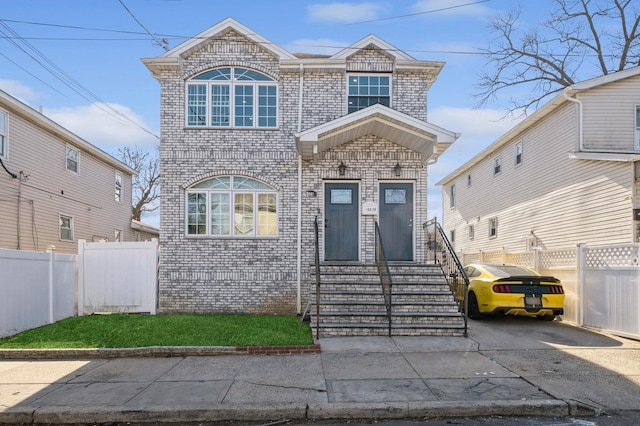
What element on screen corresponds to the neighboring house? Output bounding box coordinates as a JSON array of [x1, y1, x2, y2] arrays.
[[131, 219, 160, 241], [438, 66, 640, 255], [142, 18, 459, 315], [0, 89, 138, 254]]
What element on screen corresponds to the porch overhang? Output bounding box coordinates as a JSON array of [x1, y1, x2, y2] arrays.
[[295, 104, 459, 163]]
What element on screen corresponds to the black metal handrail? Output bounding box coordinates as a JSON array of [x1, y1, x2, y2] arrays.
[[374, 221, 393, 337], [423, 217, 469, 337], [313, 216, 321, 340]]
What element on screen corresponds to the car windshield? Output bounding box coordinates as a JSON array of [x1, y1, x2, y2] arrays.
[[483, 265, 537, 278]]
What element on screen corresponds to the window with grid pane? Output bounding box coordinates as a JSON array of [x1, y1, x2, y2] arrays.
[[186, 67, 277, 128], [0, 110, 6, 158], [348, 74, 390, 113], [186, 176, 277, 237]]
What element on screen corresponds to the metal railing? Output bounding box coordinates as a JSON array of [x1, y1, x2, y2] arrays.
[[423, 217, 469, 337], [374, 221, 393, 337], [313, 216, 321, 340]]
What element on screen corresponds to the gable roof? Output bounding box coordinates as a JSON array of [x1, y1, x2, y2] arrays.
[[295, 104, 459, 164], [143, 18, 445, 76], [160, 17, 297, 61], [331, 34, 415, 61], [0, 89, 136, 175], [437, 66, 640, 185]]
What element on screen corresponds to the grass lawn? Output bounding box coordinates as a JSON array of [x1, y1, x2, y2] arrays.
[[0, 314, 314, 349]]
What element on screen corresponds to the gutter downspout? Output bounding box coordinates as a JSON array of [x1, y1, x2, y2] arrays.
[[296, 63, 304, 314], [563, 90, 584, 151]]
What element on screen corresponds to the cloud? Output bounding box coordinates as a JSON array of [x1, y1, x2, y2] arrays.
[[0, 79, 46, 104], [426, 106, 523, 220], [410, 0, 493, 18], [285, 38, 346, 55], [43, 103, 159, 152], [307, 2, 386, 23]]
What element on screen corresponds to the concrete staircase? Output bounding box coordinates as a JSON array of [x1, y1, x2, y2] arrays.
[[307, 263, 466, 337]]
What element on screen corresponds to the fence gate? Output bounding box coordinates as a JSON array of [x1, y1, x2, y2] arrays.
[[78, 239, 158, 315]]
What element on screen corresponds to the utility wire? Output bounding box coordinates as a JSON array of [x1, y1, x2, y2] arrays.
[[0, 21, 159, 139], [117, 0, 168, 50]]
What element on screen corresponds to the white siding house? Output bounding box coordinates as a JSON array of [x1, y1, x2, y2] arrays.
[[438, 67, 640, 254], [0, 89, 138, 254]]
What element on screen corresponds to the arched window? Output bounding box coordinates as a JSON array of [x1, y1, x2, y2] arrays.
[[186, 67, 277, 128], [186, 176, 278, 237]]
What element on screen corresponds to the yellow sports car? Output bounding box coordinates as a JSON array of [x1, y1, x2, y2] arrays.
[[463, 264, 564, 321]]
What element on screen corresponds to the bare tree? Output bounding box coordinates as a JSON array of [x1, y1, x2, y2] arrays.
[[477, 0, 640, 115], [118, 145, 160, 221]]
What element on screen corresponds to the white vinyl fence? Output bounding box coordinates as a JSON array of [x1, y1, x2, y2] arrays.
[[78, 239, 158, 315], [459, 243, 640, 340], [0, 248, 76, 337], [1, 240, 159, 337]]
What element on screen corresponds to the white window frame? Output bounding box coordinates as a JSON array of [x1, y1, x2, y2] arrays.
[[515, 141, 523, 167], [449, 184, 456, 208], [347, 73, 392, 113], [185, 175, 279, 238], [0, 108, 7, 159], [59, 214, 74, 241], [185, 67, 278, 129], [450, 229, 455, 244], [466, 174, 471, 187], [115, 171, 122, 203], [635, 105, 640, 150], [468, 224, 474, 240], [114, 229, 122, 242], [488, 217, 498, 239], [493, 157, 502, 176], [66, 144, 79, 174]]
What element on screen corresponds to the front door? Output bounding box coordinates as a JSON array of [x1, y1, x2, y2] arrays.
[[379, 183, 413, 261], [324, 182, 359, 261]]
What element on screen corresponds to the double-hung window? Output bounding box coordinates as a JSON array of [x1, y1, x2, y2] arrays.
[[59, 214, 74, 241], [348, 74, 390, 113], [449, 184, 456, 208], [515, 142, 523, 166], [493, 157, 502, 176], [115, 171, 122, 203], [635, 106, 640, 150], [186, 67, 277, 128], [488, 217, 498, 238], [66, 145, 79, 173], [186, 176, 278, 237], [0, 109, 7, 158]]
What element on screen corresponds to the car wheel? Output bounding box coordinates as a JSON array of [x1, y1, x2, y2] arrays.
[[467, 292, 484, 320], [537, 314, 556, 321]]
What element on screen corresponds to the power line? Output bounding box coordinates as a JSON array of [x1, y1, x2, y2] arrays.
[[341, 0, 493, 25], [0, 20, 159, 139], [117, 0, 168, 51]]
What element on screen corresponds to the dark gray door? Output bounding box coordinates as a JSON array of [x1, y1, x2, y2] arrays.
[[379, 183, 413, 261], [324, 183, 359, 261]]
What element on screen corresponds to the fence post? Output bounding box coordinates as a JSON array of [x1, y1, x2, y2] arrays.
[[533, 247, 541, 270], [77, 240, 86, 316], [46, 245, 56, 324], [576, 243, 585, 326]]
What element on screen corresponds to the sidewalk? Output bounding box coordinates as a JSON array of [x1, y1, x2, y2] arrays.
[[1, 317, 639, 424]]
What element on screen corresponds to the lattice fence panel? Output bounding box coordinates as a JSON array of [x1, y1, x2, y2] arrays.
[[506, 252, 534, 268], [585, 245, 640, 268], [539, 249, 577, 269]]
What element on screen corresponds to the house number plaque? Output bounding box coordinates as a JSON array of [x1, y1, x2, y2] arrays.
[[362, 201, 378, 216]]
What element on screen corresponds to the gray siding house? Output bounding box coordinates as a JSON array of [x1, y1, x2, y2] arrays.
[[0, 89, 137, 254], [438, 67, 640, 255], [143, 18, 459, 315]]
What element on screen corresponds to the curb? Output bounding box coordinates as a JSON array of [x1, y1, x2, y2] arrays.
[[0, 400, 591, 425], [0, 344, 321, 359]]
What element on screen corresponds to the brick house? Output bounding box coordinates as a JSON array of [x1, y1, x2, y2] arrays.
[[142, 18, 459, 316]]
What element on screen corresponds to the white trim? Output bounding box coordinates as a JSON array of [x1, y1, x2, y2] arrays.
[[0, 107, 7, 160], [115, 171, 123, 204], [331, 34, 415, 61], [59, 213, 74, 242], [159, 18, 297, 61], [568, 152, 640, 162]]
